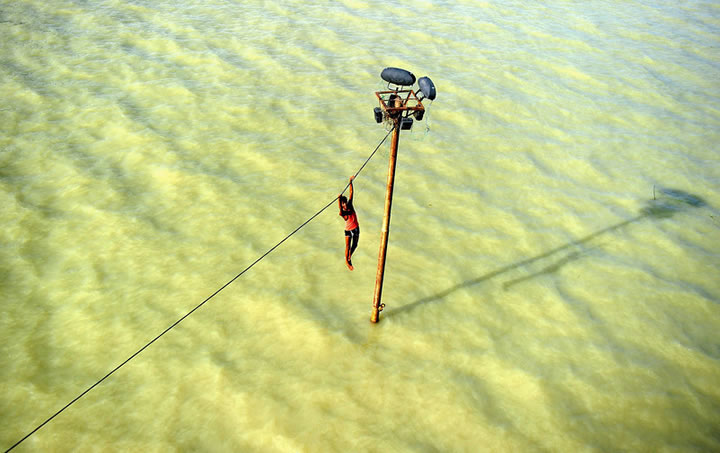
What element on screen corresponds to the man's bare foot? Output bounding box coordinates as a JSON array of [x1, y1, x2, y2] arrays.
[[346, 260, 354, 271]]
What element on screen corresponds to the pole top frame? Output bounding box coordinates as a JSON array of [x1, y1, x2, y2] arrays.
[[375, 89, 426, 121]]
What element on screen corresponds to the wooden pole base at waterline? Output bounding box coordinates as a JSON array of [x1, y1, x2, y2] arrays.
[[371, 123, 401, 323]]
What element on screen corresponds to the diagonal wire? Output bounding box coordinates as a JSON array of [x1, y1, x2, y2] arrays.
[[4, 126, 394, 453]]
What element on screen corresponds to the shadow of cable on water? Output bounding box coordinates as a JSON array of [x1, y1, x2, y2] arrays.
[[385, 188, 707, 319]]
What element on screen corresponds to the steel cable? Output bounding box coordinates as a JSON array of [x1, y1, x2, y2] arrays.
[[5, 126, 394, 453]]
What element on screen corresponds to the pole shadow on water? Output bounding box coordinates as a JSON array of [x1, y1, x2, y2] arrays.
[[385, 188, 707, 319]]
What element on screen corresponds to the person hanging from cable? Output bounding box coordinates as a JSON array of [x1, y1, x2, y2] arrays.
[[338, 176, 360, 271]]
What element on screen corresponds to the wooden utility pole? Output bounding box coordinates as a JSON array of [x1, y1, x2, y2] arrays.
[[371, 120, 401, 323], [369, 67, 435, 323]]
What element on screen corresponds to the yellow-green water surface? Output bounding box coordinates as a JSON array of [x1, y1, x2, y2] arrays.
[[2, 0, 719, 451]]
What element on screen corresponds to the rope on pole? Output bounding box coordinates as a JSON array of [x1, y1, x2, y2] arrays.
[[4, 127, 394, 453]]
